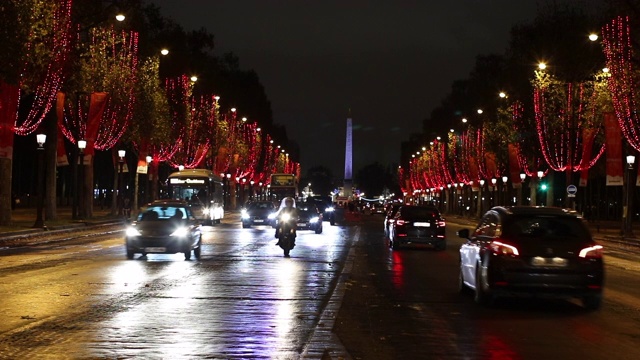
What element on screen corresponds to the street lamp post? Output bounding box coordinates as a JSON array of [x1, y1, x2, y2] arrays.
[[623, 155, 636, 237], [118, 150, 126, 217], [502, 175, 508, 206], [78, 140, 87, 219], [519, 173, 526, 206], [477, 179, 485, 216], [33, 134, 47, 229], [537, 171, 545, 206], [491, 178, 497, 207], [145, 155, 152, 204]]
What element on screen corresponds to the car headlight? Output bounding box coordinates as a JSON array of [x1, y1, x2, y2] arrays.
[[268, 213, 277, 219], [326, 207, 334, 212], [126, 227, 141, 237], [203, 207, 210, 215], [241, 209, 250, 219], [310, 217, 319, 223], [170, 227, 189, 237]]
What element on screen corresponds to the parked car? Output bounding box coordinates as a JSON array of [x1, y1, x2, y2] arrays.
[[294, 202, 324, 234], [388, 205, 446, 250], [125, 200, 202, 260], [383, 204, 401, 238], [311, 195, 335, 225], [457, 206, 604, 310], [241, 201, 277, 228]]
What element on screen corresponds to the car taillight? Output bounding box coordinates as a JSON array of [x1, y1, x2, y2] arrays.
[[437, 220, 446, 227], [396, 219, 408, 226], [579, 245, 603, 259], [489, 240, 519, 256]]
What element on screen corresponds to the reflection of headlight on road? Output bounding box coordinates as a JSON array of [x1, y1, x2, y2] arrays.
[[170, 227, 189, 237], [326, 207, 334, 212], [310, 217, 319, 223], [126, 227, 141, 237]]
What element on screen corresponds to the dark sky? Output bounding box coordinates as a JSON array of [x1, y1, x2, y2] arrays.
[[150, 0, 579, 177]]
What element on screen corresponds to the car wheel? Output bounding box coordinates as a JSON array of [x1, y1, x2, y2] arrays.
[[474, 264, 493, 306], [126, 248, 135, 260], [582, 294, 602, 310], [458, 263, 468, 293], [194, 244, 202, 260], [242, 223, 250, 228]]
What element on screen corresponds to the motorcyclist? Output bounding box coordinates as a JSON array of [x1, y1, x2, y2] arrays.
[[274, 197, 298, 246]]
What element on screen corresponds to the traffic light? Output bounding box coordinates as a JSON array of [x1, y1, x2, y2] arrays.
[[540, 183, 548, 191]]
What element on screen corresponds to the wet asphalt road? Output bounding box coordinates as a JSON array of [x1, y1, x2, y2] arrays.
[[0, 213, 353, 359], [2, 210, 640, 359]]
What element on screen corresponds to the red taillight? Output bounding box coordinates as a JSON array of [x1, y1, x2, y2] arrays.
[[437, 220, 446, 227], [489, 240, 519, 256], [579, 245, 603, 259], [396, 219, 408, 226]]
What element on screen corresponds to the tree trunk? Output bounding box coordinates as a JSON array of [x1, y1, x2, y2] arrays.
[[45, 111, 57, 221], [0, 157, 11, 226], [134, 172, 139, 216]]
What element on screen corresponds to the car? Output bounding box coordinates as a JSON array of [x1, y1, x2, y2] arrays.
[[457, 206, 604, 310], [125, 200, 203, 260], [241, 201, 277, 228], [371, 202, 386, 215], [294, 202, 323, 234], [383, 204, 402, 238], [388, 205, 446, 250], [310, 195, 336, 225]]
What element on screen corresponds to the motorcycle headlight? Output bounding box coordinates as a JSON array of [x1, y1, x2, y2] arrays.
[[170, 227, 189, 237], [281, 213, 291, 222], [126, 227, 141, 237]]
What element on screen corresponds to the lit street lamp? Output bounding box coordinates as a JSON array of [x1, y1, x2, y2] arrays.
[[33, 134, 47, 229], [623, 155, 636, 237], [145, 155, 152, 204], [502, 175, 508, 205], [519, 173, 526, 206], [78, 140, 87, 219], [118, 150, 126, 217], [491, 178, 497, 207]]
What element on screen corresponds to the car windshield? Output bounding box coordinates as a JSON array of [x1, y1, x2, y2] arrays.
[[138, 206, 188, 221], [400, 207, 439, 219], [248, 202, 274, 210], [502, 215, 590, 242]]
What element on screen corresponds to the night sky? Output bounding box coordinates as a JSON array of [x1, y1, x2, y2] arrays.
[[150, 0, 581, 178]]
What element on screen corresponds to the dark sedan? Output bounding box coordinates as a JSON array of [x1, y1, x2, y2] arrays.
[[241, 201, 277, 228], [388, 205, 446, 250], [125, 200, 202, 260], [295, 202, 323, 234], [311, 195, 335, 225], [457, 206, 604, 310]]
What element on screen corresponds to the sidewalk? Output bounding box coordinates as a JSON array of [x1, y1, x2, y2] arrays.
[[0, 206, 124, 241]]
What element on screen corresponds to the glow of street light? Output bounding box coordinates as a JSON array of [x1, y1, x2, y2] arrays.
[[231, 108, 236, 112], [190, 76, 198, 82], [462, 118, 467, 123], [242, 117, 247, 122], [115, 14, 125, 22], [589, 33, 599, 41], [602, 67, 610, 74], [499, 92, 507, 98], [214, 95, 220, 101], [538, 62, 547, 70], [477, 109, 483, 114], [160, 49, 169, 56]]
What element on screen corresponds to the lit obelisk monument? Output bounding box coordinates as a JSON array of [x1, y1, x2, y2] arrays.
[[343, 115, 353, 199]]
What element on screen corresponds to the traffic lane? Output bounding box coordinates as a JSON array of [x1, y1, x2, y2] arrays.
[[0, 221, 353, 358], [334, 216, 640, 359]]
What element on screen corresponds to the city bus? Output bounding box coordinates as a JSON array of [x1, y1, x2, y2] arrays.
[[269, 173, 298, 202], [167, 169, 224, 225]]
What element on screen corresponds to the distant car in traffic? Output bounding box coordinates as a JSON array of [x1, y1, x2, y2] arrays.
[[125, 200, 203, 260], [294, 202, 324, 234], [388, 205, 446, 250], [457, 206, 604, 310], [241, 201, 277, 228], [310, 195, 335, 225]]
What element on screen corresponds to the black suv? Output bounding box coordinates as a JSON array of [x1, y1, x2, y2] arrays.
[[457, 206, 604, 310], [311, 195, 335, 225]]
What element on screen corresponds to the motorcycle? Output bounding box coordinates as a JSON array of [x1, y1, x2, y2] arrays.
[[276, 212, 296, 257]]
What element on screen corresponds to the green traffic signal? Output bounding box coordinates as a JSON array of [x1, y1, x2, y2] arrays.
[[540, 183, 548, 191]]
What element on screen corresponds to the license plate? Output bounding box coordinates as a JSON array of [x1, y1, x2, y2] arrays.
[[254, 219, 263, 223], [531, 257, 568, 267], [414, 222, 431, 227], [145, 247, 166, 253], [297, 223, 307, 227]]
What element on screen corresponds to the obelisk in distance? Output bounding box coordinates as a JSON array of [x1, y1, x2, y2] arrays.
[[343, 112, 353, 199]]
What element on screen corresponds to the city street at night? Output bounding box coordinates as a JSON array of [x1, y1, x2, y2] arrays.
[[1, 210, 640, 359]]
